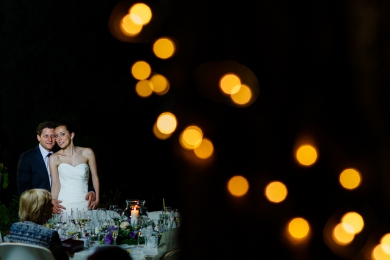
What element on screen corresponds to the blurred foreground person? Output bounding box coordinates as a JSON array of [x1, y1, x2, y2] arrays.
[[9, 189, 69, 260], [87, 246, 132, 260]]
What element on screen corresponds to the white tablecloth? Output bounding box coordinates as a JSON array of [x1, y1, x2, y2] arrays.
[[69, 245, 158, 260]]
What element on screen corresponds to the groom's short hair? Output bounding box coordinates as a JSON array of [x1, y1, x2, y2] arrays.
[[36, 121, 56, 136], [19, 189, 52, 224]]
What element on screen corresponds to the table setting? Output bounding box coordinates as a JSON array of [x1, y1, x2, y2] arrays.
[[48, 198, 181, 260]]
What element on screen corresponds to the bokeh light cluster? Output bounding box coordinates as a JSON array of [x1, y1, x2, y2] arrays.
[[153, 112, 177, 140], [371, 234, 390, 260], [131, 61, 170, 97], [120, 3, 152, 36], [332, 212, 364, 245], [179, 126, 214, 159], [219, 73, 253, 106]]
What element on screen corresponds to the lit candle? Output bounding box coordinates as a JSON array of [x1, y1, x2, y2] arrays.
[[131, 207, 139, 225]]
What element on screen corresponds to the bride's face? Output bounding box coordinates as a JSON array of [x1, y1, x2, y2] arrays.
[[55, 125, 74, 148]]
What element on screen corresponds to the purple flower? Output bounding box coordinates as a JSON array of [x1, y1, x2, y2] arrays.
[[129, 230, 137, 239], [107, 225, 117, 232], [105, 233, 113, 244]]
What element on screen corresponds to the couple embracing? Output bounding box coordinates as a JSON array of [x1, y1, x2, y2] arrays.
[[17, 121, 100, 214]]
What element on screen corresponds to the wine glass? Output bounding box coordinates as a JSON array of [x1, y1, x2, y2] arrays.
[[84, 208, 93, 225], [71, 208, 79, 226], [96, 208, 106, 229], [173, 209, 180, 228], [60, 213, 70, 239], [165, 207, 173, 229], [111, 225, 119, 245], [52, 214, 62, 232], [108, 205, 119, 222], [112, 208, 122, 225]]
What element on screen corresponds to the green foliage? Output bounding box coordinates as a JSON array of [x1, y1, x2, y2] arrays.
[[0, 195, 19, 237], [0, 163, 19, 236], [0, 163, 9, 189]]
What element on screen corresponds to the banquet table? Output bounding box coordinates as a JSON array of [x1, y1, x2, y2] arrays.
[[67, 210, 171, 260], [69, 244, 158, 260]]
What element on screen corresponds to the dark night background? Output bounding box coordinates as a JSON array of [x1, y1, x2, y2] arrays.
[[1, 0, 390, 259]]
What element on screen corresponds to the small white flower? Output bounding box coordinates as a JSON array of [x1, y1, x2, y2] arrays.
[[120, 221, 130, 230], [95, 226, 100, 234]]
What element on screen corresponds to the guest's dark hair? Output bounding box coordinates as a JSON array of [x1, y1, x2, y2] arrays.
[[87, 246, 132, 260], [55, 120, 76, 134], [36, 121, 56, 136]]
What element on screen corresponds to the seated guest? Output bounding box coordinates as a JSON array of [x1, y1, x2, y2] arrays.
[[153, 228, 181, 260], [8, 189, 69, 260], [87, 246, 132, 260]]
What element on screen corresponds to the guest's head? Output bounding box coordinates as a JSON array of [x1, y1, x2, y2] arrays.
[[19, 189, 53, 225], [87, 246, 132, 260], [55, 120, 76, 149], [36, 121, 56, 151]]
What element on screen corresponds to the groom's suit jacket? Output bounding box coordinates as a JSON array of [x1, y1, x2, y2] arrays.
[[17, 145, 95, 195], [17, 145, 51, 195]]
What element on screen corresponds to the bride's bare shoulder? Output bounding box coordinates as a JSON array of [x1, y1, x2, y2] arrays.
[[50, 152, 62, 163], [78, 147, 94, 155]]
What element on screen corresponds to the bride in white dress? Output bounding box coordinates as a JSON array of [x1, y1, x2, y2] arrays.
[[50, 122, 100, 214]]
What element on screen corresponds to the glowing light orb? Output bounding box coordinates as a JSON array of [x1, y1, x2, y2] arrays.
[[153, 123, 171, 140], [131, 61, 151, 80], [230, 84, 252, 105], [129, 3, 152, 25], [332, 223, 355, 245], [341, 212, 364, 234], [372, 244, 390, 260], [296, 145, 318, 166], [381, 234, 390, 254], [135, 80, 153, 97], [121, 14, 143, 36], [220, 74, 241, 94], [339, 168, 361, 190], [193, 138, 214, 159], [179, 126, 203, 150], [156, 112, 177, 134], [227, 175, 249, 197], [150, 74, 169, 95], [288, 218, 310, 239], [265, 181, 288, 203], [153, 38, 176, 59]]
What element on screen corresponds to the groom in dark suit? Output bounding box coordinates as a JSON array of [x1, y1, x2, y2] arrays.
[[17, 121, 95, 213]]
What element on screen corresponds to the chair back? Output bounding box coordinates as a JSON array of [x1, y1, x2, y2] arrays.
[[0, 242, 55, 260], [161, 248, 182, 260]]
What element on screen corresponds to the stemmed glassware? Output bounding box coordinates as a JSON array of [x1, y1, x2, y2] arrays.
[[108, 205, 119, 224], [111, 225, 119, 245], [71, 208, 79, 226], [52, 214, 62, 232], [96, 208, 106, 229], [84, 208, 93, 225], [60, 213, 70, 239], [112, 209, 123, 226], [95, 208, 107, 242]]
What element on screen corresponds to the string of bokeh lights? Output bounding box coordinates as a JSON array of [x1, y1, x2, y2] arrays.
[[108, 2, 386, 259]]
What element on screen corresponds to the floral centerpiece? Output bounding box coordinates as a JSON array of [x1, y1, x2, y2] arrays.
[[100, 218, 146, 245]]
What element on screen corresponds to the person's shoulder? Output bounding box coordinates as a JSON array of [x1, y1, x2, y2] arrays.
[[51, 151, 62, 160], [19, 146, 39, 158], [80, 147, 94, 155]]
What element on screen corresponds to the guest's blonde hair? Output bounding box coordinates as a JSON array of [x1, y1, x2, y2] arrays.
[[19, 189, 52, 224]]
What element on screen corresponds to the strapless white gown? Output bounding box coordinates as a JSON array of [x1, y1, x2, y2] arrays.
[[57, 163, 89, 214]]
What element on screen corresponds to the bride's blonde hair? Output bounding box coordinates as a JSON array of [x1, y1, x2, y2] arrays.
[[19, 189, 52, 224]]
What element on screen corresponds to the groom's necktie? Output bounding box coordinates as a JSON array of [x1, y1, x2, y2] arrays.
[[46, 152, 53, 185]]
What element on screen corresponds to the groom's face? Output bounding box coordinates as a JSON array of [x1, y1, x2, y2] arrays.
[[37, 128, 56, 151]]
